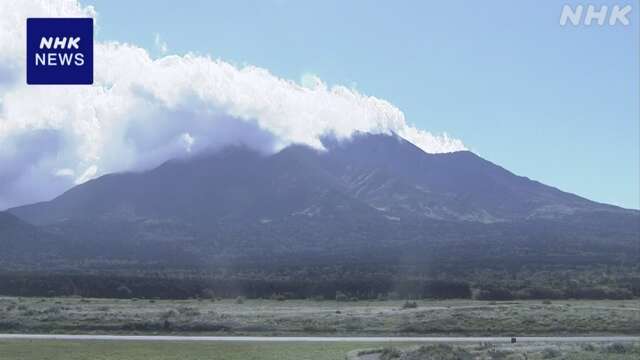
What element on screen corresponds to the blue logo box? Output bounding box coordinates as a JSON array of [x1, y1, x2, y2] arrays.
[[26, 18, 93, 85]]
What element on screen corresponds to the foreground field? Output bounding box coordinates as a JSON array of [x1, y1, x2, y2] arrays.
[[0, 339, 400, 360], [1, 340, 639, 360], [0, 297, 638, 335], [348, 342, 640, 360]]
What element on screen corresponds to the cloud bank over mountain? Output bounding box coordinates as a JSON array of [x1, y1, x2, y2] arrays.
[[0, 0, 466, 209]]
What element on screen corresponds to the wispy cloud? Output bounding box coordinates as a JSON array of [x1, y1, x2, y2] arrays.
[[154, 33, 168, 54]]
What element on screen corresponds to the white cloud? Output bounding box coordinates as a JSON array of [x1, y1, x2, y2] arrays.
[[180, 132, 195, 152], [0, 0, 466, 209], [397, 126, 465, 156], [54, 168, 75, 177], [75, 164, 97, 184]]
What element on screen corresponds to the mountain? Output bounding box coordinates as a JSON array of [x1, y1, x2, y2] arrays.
[[0, 211, 63, 266], [317, 134, 623, 222], [4, 133, 639, 270], [9, 133, 625, 225]]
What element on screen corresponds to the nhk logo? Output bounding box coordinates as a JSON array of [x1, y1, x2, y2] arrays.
[[36, 36, 85, 66], [27, 18, 93, 84], [560, 4, 632, 26]]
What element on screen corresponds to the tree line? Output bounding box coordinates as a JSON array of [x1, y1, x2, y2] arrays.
[[0, 271, 637, 300]]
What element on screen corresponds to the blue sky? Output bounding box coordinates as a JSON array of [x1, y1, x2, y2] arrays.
[[85, 0, 639, 209]]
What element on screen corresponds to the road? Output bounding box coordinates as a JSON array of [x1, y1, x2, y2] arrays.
[[0, 334, 638, 343]]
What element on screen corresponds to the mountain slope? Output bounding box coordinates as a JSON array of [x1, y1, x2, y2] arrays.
[[316, 133, 621, 222], [9, 133, 625, 226], [0, 211, 62, 265], [5, 133, 638, 270], [9, 146, 383, 228]]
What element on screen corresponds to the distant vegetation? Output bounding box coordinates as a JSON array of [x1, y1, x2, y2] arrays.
[[1, 296, 638, 335], [0, 264, 637, 300]]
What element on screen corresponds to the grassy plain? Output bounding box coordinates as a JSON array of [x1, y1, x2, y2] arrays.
[[348, 342, 640, 360], [0, 339, 400, 360], [0, 340, 639, 360], [0, 296, 638, 335]]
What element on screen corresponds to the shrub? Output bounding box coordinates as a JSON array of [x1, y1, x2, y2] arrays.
[[541, 347, 561, 358], [515, 287, 564, 300], [160, 309, 177, 319], [605, 343, 629, 354], [572, 287, 633, 300], [116, 285, 133, 298], [177, 306, 200, 317], [201, 288, 216, 299], [401, 301, 418, 309], [379, 347, 402, 360], [22, 309, 37, 316], [605, 288, 633, 300], [476, 287, 514, 301], [416, 344, 473, 360], [505, 354, 526, 360], [335, 291, 348, 302], [43, 305, 62, 314], [388, 292, 401, 300], [422, 280, 472, 299]]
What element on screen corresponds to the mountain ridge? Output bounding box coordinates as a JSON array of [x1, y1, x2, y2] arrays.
[[8, 133, 630, 226], [3, 133, 637, 271]]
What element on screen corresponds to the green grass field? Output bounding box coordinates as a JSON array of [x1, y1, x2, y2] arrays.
[[2, 340, 640, 360], [348, 342, 640, 360], [0, 340, 401, 360]]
